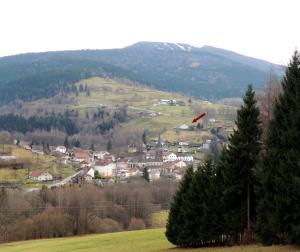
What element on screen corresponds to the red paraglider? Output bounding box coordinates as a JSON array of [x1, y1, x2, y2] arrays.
[[192, 112, 207, 123]]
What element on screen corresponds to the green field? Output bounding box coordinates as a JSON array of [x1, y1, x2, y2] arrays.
[[75, 77, 236, 142], [0, 228, 298, 252], [20, 77, 236, 143], [0, 145, 75, 186]]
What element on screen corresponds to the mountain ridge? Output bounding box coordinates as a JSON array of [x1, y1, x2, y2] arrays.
[[0, 42, 284, 105]]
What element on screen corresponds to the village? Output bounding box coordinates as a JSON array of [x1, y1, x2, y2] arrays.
[[18, 137, 198, 186], [0, 96, 234, 190]]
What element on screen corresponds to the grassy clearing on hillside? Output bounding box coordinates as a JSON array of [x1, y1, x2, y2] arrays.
[[0, 228, 298, 252], [13, 77, 236, 143], [74, 77, 235, 142], [0, 146, 75, 185]]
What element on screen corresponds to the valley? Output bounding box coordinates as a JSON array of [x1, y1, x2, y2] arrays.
[[0, 77, 236, 189]]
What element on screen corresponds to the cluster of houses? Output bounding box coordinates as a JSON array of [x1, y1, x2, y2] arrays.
[[14, 122, 231, 186], [16, 136, 198, 185], [74, 145, 194, 183]]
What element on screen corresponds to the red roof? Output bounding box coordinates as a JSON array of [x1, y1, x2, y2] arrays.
[[95, 159, 113, 166], [74, 149, 90, 159], [30, 170, 48, 177]]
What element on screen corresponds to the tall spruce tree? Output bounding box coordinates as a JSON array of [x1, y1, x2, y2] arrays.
[[256, 51, 300, 245], [166, 166, 194, 246], [107, 139, 112, 152], [219, 85, 261, 243], [181, 158, 224, 247]]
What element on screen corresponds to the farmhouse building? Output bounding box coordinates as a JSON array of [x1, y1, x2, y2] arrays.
[[29, 170, 53, 181], [93, 159, 116, 177]]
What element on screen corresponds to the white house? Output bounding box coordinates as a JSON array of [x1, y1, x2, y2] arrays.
[[177, 155, 194, 162], [94, 151, 110, 160], [163, 153, 177, 162], [55, 146, 67, 154], [160, 99, 170, 105], [29, 170, 53, 181], [179, 141, 189, 146], [177, 124, 189, 130], [93, 159, 116, 177], [73, 149, 92, 163]]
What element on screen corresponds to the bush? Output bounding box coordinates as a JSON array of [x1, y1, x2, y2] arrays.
[[88, 217, 122, 234], [128, 218, 146, 231]]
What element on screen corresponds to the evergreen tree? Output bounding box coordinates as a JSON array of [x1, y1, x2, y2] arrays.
[[142, 130, 147, 145], [74, 139, 80, 148], [165, 167, 194, 246], [94, 170, 101, 179], [218, 85, 261, 243], [181, 159, 223, 247], [196, 123, 203, 129], [107, 139, 112, 152], [64, 137, 70, 149], [90, 143, 95, 151], [142, 167, 150, 182], [86, 88, 91, 96], [256, 51, 300, 245], [79, 84, 84, 92]]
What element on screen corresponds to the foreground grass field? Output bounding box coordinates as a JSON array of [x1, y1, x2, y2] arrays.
[[0, 228, 299, 252]]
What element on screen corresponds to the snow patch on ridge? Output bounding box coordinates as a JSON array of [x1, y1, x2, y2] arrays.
[[174, 43, 186, 51]]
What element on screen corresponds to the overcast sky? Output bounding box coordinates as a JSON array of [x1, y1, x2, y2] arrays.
[[0, 0, 299, 64]]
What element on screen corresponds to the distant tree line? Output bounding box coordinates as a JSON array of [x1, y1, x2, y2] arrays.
[[166, 52, 300, 247], [0, 113, 78, 136], [0, 54, 144, 106], [0, 106, 128, 139], [0, 68, 93, 105], [0, 179, 178, 242]]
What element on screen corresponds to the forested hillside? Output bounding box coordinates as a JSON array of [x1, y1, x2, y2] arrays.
[[0, 42, 284, 105]]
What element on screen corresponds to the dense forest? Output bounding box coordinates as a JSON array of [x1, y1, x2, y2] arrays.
[[0, 42, 283, 105], [0, 56, 142, 105], [0, 107, 128, 137], [0, 114, 78, 135]]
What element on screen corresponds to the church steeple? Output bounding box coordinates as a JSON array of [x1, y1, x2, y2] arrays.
[[156, 134, 162, 149], [155, 134, 163, 161]]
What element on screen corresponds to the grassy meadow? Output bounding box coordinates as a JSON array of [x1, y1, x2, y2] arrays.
[[0, 228, 298, 252], [16, 77, 236, 143], [75, 77, 236, 142], [0, 145, 75, 186]]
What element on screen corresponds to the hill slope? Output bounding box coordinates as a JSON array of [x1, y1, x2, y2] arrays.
[[16, 77, 235, 149], [0, 228, 296, 252], [0, 42, 284, 105]]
